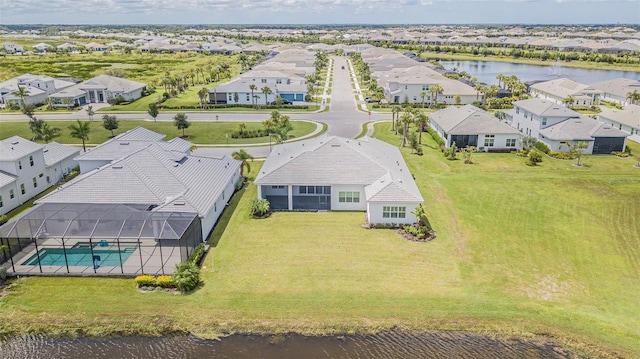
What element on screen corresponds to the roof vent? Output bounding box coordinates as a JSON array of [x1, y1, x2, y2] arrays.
[[44, 149, 49, 153], [112, 165, 123, 169], [331, 144, 340, 147], [11, 141, 19, 145], [173, 202, 185, 206], [120, 142, 129, 145]]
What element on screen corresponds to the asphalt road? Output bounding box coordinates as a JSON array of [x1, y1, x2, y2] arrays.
[[0, 56, 391, 158]]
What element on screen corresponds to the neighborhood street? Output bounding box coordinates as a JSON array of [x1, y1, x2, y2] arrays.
[[0, 56, 391, 158]]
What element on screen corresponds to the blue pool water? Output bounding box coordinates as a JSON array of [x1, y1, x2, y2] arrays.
[[23, 244, 137, 267]]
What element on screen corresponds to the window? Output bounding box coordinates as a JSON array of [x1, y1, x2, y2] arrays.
[[422, 85, 428, 91], [10, 189, 14, 199], [0, 195, 3, 208], [383, 206, 406, 218], [246, 94, 250, 101], [524, 111, 528, 119], [18, 161, 22, 170], [261, 79, 267, 83], [506, 138, 516, 147], [276, 79, 282, 84], [30, 155, 34, 166], [484, 135, 495, 147], [516, 107, 520, 115], [542, 117, 547, 126], [299, 186, 307, 194], [20, 184, 25, 195], [39, 173, 43, 178], [33, 177, 37, 188], [307, 186, 315, 194], [271, 185, 285, 189], [338, 191, 360, 203]]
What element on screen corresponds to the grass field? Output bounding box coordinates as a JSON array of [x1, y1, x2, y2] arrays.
[[0, 120, 318, 145], [0, 123, 638, 357]]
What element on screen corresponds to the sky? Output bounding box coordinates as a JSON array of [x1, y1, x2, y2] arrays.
[[1, 0, 639, 25]]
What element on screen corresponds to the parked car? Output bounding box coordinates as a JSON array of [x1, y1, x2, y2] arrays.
[[364, 97, 377, 103], [269, 99, 293, 105]]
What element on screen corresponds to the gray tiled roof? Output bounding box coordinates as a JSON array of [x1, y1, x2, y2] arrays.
[[255, 136, 423, 203], [430, 105, 521, 135], [0, 136, 43, 161], [116, 126, 166, 141], [599, 104, 640, 130], [539, 116, 627, 141], [43, 142, 80, 166], [0, 170, 17, 187], [513, 98, 580, 117], [75, 127, 171, 161], [38, 144, 240, 217], [530, 78, 589, 98]]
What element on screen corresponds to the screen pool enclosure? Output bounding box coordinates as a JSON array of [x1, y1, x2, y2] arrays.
[[0, 203, 202, 276]]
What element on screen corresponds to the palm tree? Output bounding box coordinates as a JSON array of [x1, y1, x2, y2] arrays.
[[261, 86, 272, 107], [237, 122, 247, 136], [626, 89, 640, 105], [249, 84, 257, 108], [197, 87, 209, 109], [399, 111, 414, 147], [68, 120, 91, 152], [419, 91, 427, 108], [12, 85, 29, 108], [496, 74, 505, 89], [429, 84, 444, 107], [231, 149, 254, 178], [415, 111, 429, 144], [563, 95, 575, 107], [33, 122, 61, 143], [85, 105, 95, 121], [391, 105, 401, 134]]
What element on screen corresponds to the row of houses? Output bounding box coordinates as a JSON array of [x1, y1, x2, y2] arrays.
[[428, 98, 630, 155], [528, 77, 640, 107], [209, 49, 315, 105], [0, 74, 147, 108]]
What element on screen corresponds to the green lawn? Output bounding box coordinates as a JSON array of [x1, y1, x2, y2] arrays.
[[0, 120, 318, 145], [1, 123, 639, 357]]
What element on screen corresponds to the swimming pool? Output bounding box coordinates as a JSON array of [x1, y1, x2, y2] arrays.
[[23, 243, 138, 267]]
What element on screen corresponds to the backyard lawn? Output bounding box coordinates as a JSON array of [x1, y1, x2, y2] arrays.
[[0, 120, 318, 145], [1, 123, 639, 357]]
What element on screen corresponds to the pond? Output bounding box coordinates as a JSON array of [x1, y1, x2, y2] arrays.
[[439, 60, 640, 86], [0, 331, 584, 359]]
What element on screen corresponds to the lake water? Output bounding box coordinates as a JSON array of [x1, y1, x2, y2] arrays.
[[439, 60, 640, 86], [0, 331, 583, 359]]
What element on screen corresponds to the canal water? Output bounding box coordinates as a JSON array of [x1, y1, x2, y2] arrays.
[[439, 60, 640, 86], [0, 331, 584, 358]]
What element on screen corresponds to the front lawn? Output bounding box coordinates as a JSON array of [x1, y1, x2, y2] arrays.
[[0, 120, 318, 145]]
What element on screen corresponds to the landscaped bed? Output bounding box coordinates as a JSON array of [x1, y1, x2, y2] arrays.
[[0, 125, 638, 358]]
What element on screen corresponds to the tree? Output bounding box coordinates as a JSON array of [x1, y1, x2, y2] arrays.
[[233, 92, 239, 103], [236, 122, 247, 136], [414, 111, 429, 144], [527, 148, 543, 166], [102, 114, 119, 137], [33, 121, 60, 143], [147, 102, 159, 122], [391, 105, 401, 134], [197, 87, 209, 109], [563, 95, 575, 107], [561, 141, 589, 166], [399, 111, 414, 147], [173, 113, 190, 137], [519, 135, 538, 152], [626, 89, 640, 105], [12, 85, 29, 108], [419, 91, 427, 108], [68, 120, 91, 152], [454, 94, 461, 105], [460, 146, 477, 164], [444, 142, 458, 160], [249, 84, 257, 108], [85, 105, 95, 121], [261, 86, 272, 107], [429, 84, 444, 107], [249, 198, 270, 218], [232, 149, 254, 178], [173, 261, 200, 294], [494, 111, 506, 121]]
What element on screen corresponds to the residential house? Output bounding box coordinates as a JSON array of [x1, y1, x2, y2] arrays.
[[529, 78, 595, 106], [0, 74, 76, 107], [598, 104, 640, 142], [0, 136, 79, 215], [32, 42, 53, 53], [209, 70, 306, 105], [2, 43, 24, 53], [84, 42, 107, 51], [508, 98, 581, 138], [75, 126, 191, 173], [255, 136, 424, 225], [429, 105, 522, 151], [589, 78, 640, 105], [48, 75, 147, 108], [56, 43, 79, 53]]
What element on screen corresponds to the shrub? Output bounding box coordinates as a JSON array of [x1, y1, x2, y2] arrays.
[[0, 214, 7, 226], [188, 243, 206, 265], [444, 142, 458, 160], [0, 266, 7, 281], [135, 275, 156, 287], [548, 151, 578, 160], [249, 198, 270, 218], [173, 261, 201, 294], [427, 127, 445, 147], [611, 151, 630, 158], [534, 141, 550, 154], [526, 148, 543, 166], [156, 275, 176, 288]]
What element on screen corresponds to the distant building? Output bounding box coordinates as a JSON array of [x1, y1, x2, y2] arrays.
[[48, 75, 147, 108]]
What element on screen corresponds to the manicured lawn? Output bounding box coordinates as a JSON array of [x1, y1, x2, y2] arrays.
[[1, 123, 639, 357], [0, 120, 318, 145]]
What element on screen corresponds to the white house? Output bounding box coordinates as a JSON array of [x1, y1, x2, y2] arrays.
[[589, 78, 640, 105], [0, 74, 76, 107], [209, 70, 307, 105], [538, 117, 628, 154], [598, 104, 640, 143], [0, 136, 79, 215], [254, 136, 424, 225], [529, 78, 595, 106], [508, 98, 581, 138], [75, 126, 191, 173], [32, 43, 53, 53], [429, 105, 522, 151], [48, 75, 147, 108], [2, 43, 24, 53]]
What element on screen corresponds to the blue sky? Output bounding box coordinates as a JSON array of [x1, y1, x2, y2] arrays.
[[2, 0, 639, 25]]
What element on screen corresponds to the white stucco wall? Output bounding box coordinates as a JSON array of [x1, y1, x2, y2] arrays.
[[79, 159, 110, 174], [366, 201, 420, 225], [330, 184, 366, 211], [0, 182, 20, 215], [200, 172, 239, 239]]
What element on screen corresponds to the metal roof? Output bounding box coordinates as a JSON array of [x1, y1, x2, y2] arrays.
[[43, 142, 80, 166], [0, 136, 43, 161]]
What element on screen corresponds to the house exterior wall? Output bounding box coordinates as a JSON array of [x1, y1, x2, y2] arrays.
[[200, 171, 239, 239], [598, 116, 640, 137], [330, 184, 366, 211], [539, 137, 595, 154], [477, 133, 521, 152], [79, 159, 110, 174], [387, 83, 475, 105], [511, 105, 571, 138], [46, 154, 78, 184], [0, 150, 48, 214], [0, 182, 20, 215], [367, 201, 419, 225]]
